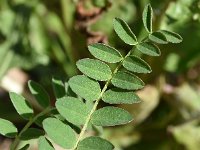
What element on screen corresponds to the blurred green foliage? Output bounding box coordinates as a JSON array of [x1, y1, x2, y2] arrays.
[[0, 0, 200, 150]]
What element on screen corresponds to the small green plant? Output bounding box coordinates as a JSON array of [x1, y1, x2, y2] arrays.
[[0, 4, 182, 150]]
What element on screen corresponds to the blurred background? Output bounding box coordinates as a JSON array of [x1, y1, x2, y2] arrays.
[[0, 0, 200, 149]]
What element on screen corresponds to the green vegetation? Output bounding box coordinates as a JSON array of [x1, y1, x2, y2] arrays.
[[0, 0, 199, 150]]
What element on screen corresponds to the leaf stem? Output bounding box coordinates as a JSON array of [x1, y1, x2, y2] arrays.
[[72, 46, 136, 149], [10, 107, 53, 150]]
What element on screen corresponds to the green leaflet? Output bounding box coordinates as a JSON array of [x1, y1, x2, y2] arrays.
[[56, 96, 90, 125], [77, 136, 114, 150], [20, 128, 44, 140], [88, 43, 122, 63], [19, 144, 30, 150], [52, 77, 66, 99], [123, 55, 152, 73], [159, 30, 183, 43], [113, 18, 137, 45], [149, 31, 168, 44], [28, 80, 50, 108], [0, 118, 18, 138], [143, 4, 153, 33], [136, 42, 161, 56], [111, 71, 145, 90], [9, 92, 33, 120], [77, 58, 112, 81], [91, 106, 133, 126], [68, 75, 101, 101], [38, 136, 54, 150], [43, 118, 76, 149], [102, 89, 141, 104]]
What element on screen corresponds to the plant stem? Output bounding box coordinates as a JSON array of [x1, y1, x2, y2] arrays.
[[10, 107, 53, 150], [72, 46, 136, 150]]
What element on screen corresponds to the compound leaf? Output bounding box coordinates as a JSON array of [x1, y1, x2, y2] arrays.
[[113, 18, 137, 45], [43, 118, 76, 149], [9, 92, 33, 120], [149, 31, 168, 44], [38, 136, 54, 150], [20, 128, 44, 140], [77, 58, 112, 81], [0, 118, 18, 138], [136, 42, 161, 56], [159, 30, 183, 43], [88, 43, 122, 63], [91, 107, 133, 126], [52, 77, 66, 99], [28, 80, 50, 108], [68, 75, 101, 101], [111, 71, 145, 90], [123, 56, 151, 73], [56, 96, 90, 125], [77, 136, 114, 150], [143, 4, 153, 33], [102, 89, 141, 104]]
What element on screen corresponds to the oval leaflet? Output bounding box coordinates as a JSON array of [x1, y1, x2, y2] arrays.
[[77, 58, 112, 81], [88, 43, 122, 63], [91, 106, 133, 126]]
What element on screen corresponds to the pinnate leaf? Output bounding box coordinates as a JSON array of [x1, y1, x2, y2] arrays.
[[77, 58, 112, 81], [91, 106, 133, 126], [123, 56, 151, 73], [52, 77, 66, 99], [111, 71, 145, 90], [143, 4, 153, 33], [77, 136, 114, 150], [9, 92, 33, 120], [113, 18, 137, 45], [136, 42, 161, 56], [149, 31, 168, 44], [159, 30, 183, 43], [28, 80, 50, 108], [38, 136, 54, 150], [88, 43, 122, 63], [56, 96, 90, 125], [68, 75, 101, 101], [102, 89, 141, 104], [20, 128, 44, 140], [43, 118, 76, 149], [0, 118, 18, 138]]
